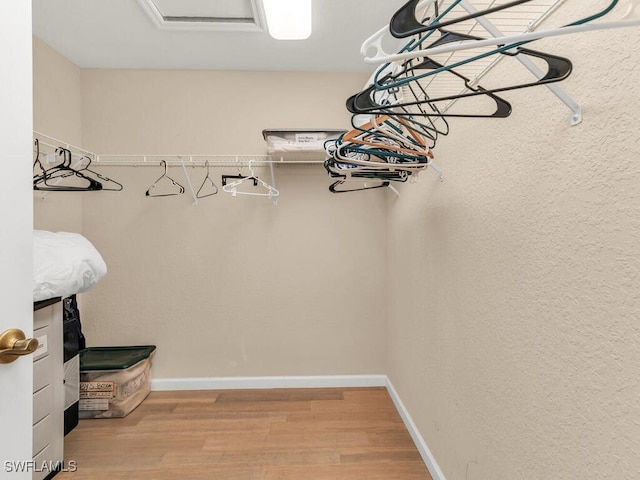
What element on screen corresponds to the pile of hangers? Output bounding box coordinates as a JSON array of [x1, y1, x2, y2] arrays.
[[33, 139, 122, 192], [145, 159, 279, 203], [325, 0, 639, 193]]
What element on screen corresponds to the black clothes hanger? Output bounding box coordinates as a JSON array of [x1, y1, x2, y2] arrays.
[[34, 147, 103, 191], [346, 74, 513, 119], [390, 0, 534, 38], [33, 139, 50, 181], [324, 158, 411, 183], [145, 160, 185, 197], [350, 43, 571, 113], [76, 156, 124, 191], [428, 28, 573, 86], [196, 161, 218, 198], [221, 174, 258, 187], [33, 139, 43, 171], [329, 178, 391, 194]]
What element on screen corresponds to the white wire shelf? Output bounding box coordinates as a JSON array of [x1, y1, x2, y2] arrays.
[[92, 153, 327, 167], [418, 0, 575, 116], [33, 132, 328, 167], [33, 132, 95, 160]]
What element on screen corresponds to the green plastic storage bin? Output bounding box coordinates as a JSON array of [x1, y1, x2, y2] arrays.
[[80, 345, 156, 371], [79, 345, 156, 419]]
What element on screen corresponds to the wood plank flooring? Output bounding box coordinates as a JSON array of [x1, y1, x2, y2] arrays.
[[56, 387, 433, 480]]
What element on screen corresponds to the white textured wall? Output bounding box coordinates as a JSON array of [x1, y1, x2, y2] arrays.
[[386, 6, 640, 480], [80, 69, 363, 155], [75, 69, 388, 378], [33, 37, 83, 233], [32, 6, 640, 476]]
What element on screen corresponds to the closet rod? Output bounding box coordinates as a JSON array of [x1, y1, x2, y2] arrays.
[[93, 154, 325, 167], [33, 131, 96, 159]]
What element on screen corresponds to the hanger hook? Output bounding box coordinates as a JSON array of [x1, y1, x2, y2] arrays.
[[248, 159, 255, 177], [58, 147, 71, 166], [79, 154, 92, 170], [33, 138, 41, 168], [160, 159, 168, 175]]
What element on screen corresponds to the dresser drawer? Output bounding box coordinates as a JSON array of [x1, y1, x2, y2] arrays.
[[33, 414, 52, 457], [33, 355, 51, 393], [33, 298, 64, 473], [32, 444, 51, 480], [33, 384, 52, 425], [34, 305, 54, 330], [33, 324, 50, 361]]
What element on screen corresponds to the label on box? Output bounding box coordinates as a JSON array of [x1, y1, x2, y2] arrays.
[[295, 133, 319, 144], [35, 335, 48, 356], [80, 381, 115, 399], [79, 398, 110, 411]]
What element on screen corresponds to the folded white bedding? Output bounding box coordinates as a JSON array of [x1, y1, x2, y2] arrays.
[[33, 230, 107, 302], [267, 136, 328, 153]]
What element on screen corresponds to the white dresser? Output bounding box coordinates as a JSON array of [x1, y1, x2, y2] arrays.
[[33, 298, 64, 480]]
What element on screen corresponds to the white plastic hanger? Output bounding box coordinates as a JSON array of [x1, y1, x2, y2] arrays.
[[362, 0, 640, 64], [222, 161, 279, 200]]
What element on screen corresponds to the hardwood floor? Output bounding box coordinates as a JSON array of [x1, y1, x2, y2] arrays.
[[57, 387, 433, 480]]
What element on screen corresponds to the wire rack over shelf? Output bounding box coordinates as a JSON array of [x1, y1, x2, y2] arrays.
[[422, 0, 570, 112]]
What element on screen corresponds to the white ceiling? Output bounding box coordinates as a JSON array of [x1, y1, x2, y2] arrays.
[[31, 0, 404, 72]]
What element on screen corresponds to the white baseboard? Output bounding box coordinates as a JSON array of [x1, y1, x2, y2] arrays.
[[150, 374, 445, 480], [385, 378, 447, 480], [151, 374, 387, 391]]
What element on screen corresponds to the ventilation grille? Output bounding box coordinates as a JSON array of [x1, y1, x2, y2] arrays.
[[137, 0, 266, 31]]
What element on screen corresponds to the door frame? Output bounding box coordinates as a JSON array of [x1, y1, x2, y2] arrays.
[[0, 1, 35, 478]]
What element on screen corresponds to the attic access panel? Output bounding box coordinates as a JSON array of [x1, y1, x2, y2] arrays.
[[137, 0, 266, 31]]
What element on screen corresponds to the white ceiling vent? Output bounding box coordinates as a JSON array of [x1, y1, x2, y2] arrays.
[[137, 0, 266, 32]]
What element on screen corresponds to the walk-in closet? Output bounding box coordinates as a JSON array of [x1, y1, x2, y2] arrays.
[[1, 1, 639, 479]]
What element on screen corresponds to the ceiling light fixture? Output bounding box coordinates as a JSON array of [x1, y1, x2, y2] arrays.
[[262, 0, 312, 40]]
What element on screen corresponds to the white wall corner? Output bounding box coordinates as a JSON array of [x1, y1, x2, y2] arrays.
[[384, 377, 447, 480]]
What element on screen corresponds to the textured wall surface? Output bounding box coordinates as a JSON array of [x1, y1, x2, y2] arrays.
[[80, 69, 364, 155], [79, 165, 388, 378], [32, 4, 640, 477], [33, 37, 83, 233], [72, 68, 388, 378], [32, 37, 82, 145], [386, 4, 640, 480]]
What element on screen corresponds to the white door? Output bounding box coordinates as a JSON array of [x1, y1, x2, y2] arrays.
[[0, 1, 34, 479]]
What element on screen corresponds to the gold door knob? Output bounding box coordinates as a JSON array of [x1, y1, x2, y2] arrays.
[[0, 329, 39, 364]]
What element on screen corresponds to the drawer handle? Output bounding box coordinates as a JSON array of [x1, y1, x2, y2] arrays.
[[0, 329, 39, 364]]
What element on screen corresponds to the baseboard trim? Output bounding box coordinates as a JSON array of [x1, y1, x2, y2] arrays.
[[150, 374, 445, 480], [385, 378, 447, 480], [151, 374, 387, 391]]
